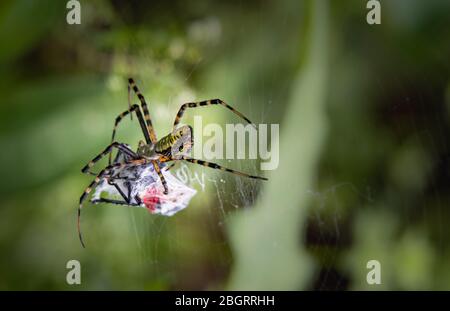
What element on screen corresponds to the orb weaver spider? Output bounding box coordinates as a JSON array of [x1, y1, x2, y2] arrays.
[[78, 78, 268, 247]]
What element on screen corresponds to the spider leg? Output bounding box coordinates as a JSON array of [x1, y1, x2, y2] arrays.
[[134, 194, 143, 205], [78, 168, 109, 248], [109, 104, 152, 164], [93, 179, 139, 206], [81, 142, 137, 175], [128, 78, 157, 144], [127, 80, 133, 122], [164, 162, 177, 171], [91, 180, 140, 207], [91, 198, 141, 206], [172, 99, 257, 131], [177, 156, 268, 181], [113, 173, 138, 181], [78, 158, 148, 247], [107, 179, 133, 203], [152, 160, 169, 194]]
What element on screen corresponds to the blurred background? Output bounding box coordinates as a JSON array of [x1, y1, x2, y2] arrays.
[[0, 0, 449, 290]]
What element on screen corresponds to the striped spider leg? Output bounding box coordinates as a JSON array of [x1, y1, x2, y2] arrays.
[[82, 142, 138, 176], [127, 78, 157, 143], [172, 98, 257, 131], [86, 145, 142, 205], [79, 145, 148, 247], [162, 156, 268, 181], [166, 99, 267, 180], [108, 78, 158, 165], [107, 78, 168, 191]]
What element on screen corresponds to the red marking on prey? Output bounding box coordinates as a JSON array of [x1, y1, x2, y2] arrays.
[[142, 187, 163, 213]]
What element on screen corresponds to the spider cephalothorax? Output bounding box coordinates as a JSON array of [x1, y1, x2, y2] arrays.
[[78, 78, 267, 247]]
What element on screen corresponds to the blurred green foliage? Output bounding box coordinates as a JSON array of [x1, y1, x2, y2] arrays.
[[0, 0, 449, 290], [227, 0, 328, 290]]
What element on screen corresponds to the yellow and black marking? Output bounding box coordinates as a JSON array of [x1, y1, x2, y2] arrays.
[[108, 104, 152, 165], [164, 162, 177, 171], [128, 78, 158, 144], [155, 133, 178, 154], [82, 142, 137, 175], [155, 132, 182, 155], [155, 126, 193, 156], [172, 99, 255, 130], [180, 156, 268, 181], [113, 105, 150, 143], [152, 160, 168, 194]]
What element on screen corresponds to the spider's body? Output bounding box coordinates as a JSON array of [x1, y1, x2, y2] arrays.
[[78, 78, 267, 247], [154, 125, 193, 159], [133, 125, 193, 161]]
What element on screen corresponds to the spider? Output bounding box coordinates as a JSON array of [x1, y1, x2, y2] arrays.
[[78, 78, 268, 247]]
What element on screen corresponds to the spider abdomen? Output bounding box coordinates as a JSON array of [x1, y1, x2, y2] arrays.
[[155, 133, 178, 155], [155, 125, 193, 158]]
